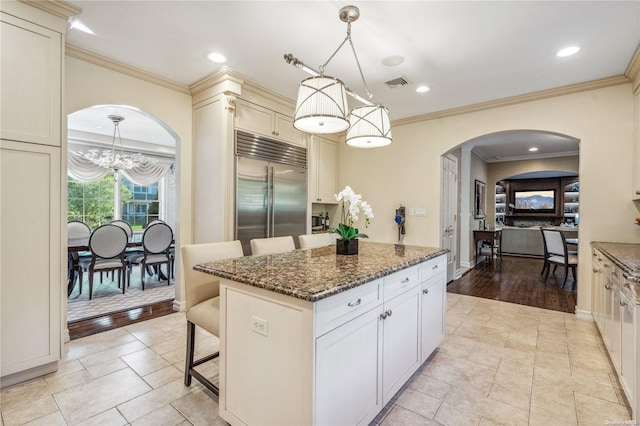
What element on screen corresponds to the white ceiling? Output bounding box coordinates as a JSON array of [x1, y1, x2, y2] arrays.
[[65, 1, 640, 161]]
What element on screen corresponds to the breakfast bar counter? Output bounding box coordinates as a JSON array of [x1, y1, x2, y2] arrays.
[[195, 241, 448, 426]]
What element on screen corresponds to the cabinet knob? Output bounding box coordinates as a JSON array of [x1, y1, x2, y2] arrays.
[[386, 310, 392, 317], [636, 190, 640, 195], [401, 277, 410, 284], [423, 289, 429, 295], [620, 300, 627, 307], [380, 312, 387, 320], [432, 265, 439, 270], [593, 268, 599, 273], [275, 132, 279, 136], [347, 298, 361, 307]]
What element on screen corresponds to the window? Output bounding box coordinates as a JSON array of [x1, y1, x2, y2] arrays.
[[68, 174, 122, 229], [67, 174, 159, 230], [121, 177, 159, 230]]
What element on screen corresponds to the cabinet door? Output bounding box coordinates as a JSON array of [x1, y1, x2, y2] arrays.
[[421, 273, 446, 362], [274, 113, 304, 147], [611, 287, 622, 373], [1, 140, 61, 378], [619, 292, 634, 405], [602, 277, 614, 351], [315, 307, 383, 426], [235, 100, 274, 138], [314, 136, 338, 203], [632, 89, 640, 200], [1, 13, 61, 146], [382, 284, 421, 405], [592, 251, 604, 328]]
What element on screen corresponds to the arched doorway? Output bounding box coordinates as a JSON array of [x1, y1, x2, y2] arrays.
[[65, 105, 180, 333], [442, 129, 580, 292]]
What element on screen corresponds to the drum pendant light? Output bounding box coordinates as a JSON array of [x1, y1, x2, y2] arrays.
[[346, 105, 392, 148], [286, 5, 393, 147], [293, 76, 349, 134]]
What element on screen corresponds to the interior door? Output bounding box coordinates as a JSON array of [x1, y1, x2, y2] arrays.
[[441, 155, 457, 282]]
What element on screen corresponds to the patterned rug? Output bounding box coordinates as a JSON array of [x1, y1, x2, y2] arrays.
[[67, 269, 175, 322]]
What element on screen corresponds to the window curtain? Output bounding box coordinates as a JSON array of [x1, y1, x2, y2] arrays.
[[68, 150, 173, 184]]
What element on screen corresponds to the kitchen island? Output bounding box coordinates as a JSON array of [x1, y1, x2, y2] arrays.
[[195, 241, 448, 426]]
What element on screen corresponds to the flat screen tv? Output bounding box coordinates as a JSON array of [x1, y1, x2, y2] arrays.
[[514, 190, 555, 212]]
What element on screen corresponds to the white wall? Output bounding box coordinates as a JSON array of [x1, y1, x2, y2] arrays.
[[339, 83, 639, 313], [65, 56, 193, 306]]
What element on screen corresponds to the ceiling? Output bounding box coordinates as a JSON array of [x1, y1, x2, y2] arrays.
[[65, 1, 640, 161]]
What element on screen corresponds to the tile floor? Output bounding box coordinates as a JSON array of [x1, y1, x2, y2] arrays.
[[1, 294, 632, 426]]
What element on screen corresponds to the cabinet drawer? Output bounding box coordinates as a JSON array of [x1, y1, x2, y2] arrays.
[[314, 279, 382, 336], [384, 266, 420, 301], [419, 256, 446, 283]]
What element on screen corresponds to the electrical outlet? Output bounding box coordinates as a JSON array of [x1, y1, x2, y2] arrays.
[[251, 315, 268, 336], [415, 208, 426, 217]]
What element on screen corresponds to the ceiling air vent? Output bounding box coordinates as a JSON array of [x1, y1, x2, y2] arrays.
[[384, 76, 411, 88]]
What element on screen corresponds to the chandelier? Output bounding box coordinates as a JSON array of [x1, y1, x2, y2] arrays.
[[83, 115, 152, 171], [284, 5, 392, 148]]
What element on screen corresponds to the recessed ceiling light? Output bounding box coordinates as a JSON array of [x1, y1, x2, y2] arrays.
[[529, 147, 539, 152], [416, 85, 431, 93], [381, 56, 404, 67], [556, 46, 580, 57], [207, 52, 227, 63]]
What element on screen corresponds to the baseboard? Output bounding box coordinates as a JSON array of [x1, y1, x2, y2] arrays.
[[575, 308, 594, 322], [173, 299, 186, 312], [1, 361, 58, 388]]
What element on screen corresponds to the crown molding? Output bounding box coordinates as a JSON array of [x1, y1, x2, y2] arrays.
[[189, 66, 246, 98], [392, 75, 631, 127], [21, 0, 80, 21], [65, 44, 191, 95], [625, 46, 640, 92]]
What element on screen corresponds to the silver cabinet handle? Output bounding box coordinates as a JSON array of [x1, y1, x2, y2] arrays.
[[423, 289, 429, 295], [593, 268, 599, 273], [620, 300, 627, 307], [380, 312, 387, 320], [347, 298, 361, 307], [636, 190, 640, 195], [605, 284, 611, 290], [432, 265, 439, 269], [386, 310, 392, 317], [401, 278, 410, 284]]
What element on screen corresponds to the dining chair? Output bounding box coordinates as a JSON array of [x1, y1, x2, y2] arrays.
[[78, 224, 129, 300], [127, 222, 173, 289], [298, 233, 333, 249], [181, 240, 244, 395], [250, 235, 295, 255], [67, 221, 91, 296], [110, 219, 133, 241], [540, 228, 578, 289]]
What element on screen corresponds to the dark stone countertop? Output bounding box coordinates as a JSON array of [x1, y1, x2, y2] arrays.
[[194, 241, 448, 302]]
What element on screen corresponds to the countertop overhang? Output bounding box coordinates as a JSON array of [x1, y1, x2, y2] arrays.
[[591, 242, 640, 283], [194, 241, 448, 302]]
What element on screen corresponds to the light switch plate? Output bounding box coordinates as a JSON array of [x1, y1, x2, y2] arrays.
[[415, 208, 426, 217]]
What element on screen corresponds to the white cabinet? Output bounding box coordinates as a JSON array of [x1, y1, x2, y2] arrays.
[[1, 11, 61, 146], [1, 141, 62, 381], [381, 283, 421, 404], [235, 99, 304, 147], [0, 2, 69, 387], [310, 135, 338, 204], [421, 272, 446, 361], [219, 253, 447, 426], [619, 287, 635, 409], [315, 306, 383, 426], [632, 88, 640, 199], [592, 248, 639, 421]]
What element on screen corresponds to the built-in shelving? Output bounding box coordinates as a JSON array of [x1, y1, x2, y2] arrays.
[[563, 181, 579, 224], [495, 184, 506, 225]]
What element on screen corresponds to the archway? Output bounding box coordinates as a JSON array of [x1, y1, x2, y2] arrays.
[[442, 129, 580, 286], [65, 104, 180, 334]]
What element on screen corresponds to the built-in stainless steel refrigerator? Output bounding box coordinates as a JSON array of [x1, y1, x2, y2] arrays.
[[235, 131, 307, 255]]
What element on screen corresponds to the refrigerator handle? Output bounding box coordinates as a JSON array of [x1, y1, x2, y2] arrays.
[[269, 166, 275, 237], [266, 165, 272, 238]]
